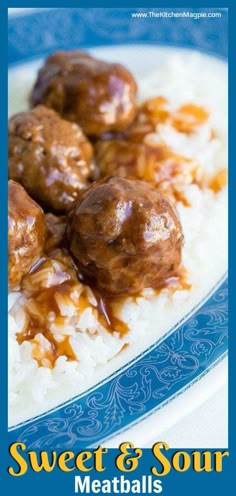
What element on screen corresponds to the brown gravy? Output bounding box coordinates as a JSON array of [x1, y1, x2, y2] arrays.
[[208, 168, 227, 193], [125, 98, 210, 141], [16, 242, 191, 368], [95, 293, 129, 336], [17, 250, 131, 367]]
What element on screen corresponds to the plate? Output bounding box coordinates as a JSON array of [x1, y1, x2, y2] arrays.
[[8, 8, 228, 448]]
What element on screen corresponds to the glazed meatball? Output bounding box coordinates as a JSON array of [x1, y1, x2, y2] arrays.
[[8, 180, 45, 289], [30, 51, 137, 136], [66, 176, 183, 295], [8, 105, 94, 213]]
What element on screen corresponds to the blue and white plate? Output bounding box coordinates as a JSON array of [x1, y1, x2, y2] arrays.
[[8, 8, 228, 449]]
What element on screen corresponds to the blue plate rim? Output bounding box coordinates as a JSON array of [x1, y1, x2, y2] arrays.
[[8, 272, 228, 432], [8, 275, 228, 449]]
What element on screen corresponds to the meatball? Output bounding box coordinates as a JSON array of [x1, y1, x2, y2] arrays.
[[8, 180, 45, 289], [8, 105, 94, 213], [66, 176, 183, 295], [29, 50, 137, 136]]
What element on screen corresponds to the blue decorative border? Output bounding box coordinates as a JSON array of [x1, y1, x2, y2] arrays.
[[8, 8, 228, 449], [8, 7, 228, 65]]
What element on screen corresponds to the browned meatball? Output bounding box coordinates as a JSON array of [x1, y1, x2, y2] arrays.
[[8, 180, 45, 289], [66, 176, 183, 295], [8, 105, 94, 213], [29, 51, 137, 136]]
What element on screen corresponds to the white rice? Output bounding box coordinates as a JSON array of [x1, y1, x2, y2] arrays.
[[8, 47, 228, 426]]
